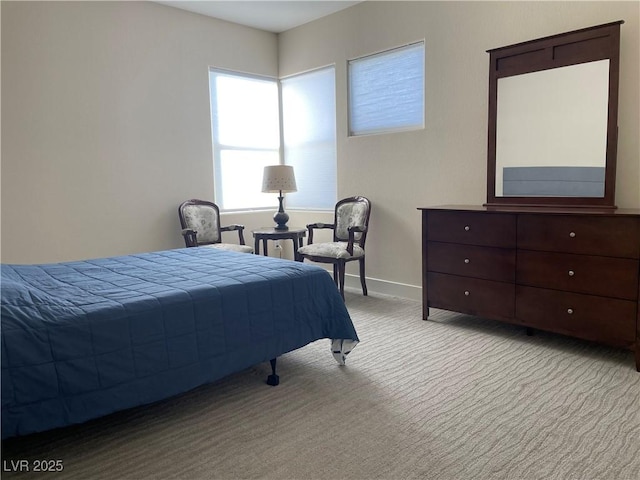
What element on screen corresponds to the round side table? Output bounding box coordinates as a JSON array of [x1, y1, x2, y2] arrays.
[[252, 227, 307, 261]]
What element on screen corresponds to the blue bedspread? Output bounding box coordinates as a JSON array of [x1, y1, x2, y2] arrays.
[[1, 248, 358, 439]]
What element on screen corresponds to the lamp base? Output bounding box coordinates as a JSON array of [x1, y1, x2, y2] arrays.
[[273, 195, 289, 231], [273, 211, 290, 231]]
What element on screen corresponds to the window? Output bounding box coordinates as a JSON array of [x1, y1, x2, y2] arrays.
[[348, 42, 425, 136], [209, 69, 280, 210], [209, 67, 337, 212], [281, 66, 337, 210]]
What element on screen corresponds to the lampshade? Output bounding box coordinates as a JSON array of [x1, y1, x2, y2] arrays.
[[262, 165, 297, 193]]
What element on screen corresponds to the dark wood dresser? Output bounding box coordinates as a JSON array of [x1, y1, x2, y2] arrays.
[[419, 205, 640, 371]]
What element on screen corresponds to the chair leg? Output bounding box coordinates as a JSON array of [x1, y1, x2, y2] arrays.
[[338, 262, 346, 300], [359, 258, 368, 296], [333, 264, 339, 287]]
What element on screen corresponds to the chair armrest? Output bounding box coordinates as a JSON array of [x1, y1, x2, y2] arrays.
[[181, 229, 198, 247], [346, 225, 368, 255], [306, 223, 334, 245], [348, 225, 367, 234], [221, 224, 247, 245]]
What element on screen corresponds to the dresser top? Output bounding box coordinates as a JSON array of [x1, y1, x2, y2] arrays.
[[418, 205, 640, 217]]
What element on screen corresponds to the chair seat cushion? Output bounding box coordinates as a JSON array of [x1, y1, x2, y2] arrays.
[[205, 244, 254, 254], [298, 242, 364, 260]]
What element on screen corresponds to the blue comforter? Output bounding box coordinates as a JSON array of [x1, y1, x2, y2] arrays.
[[1, 248, 358, 439]]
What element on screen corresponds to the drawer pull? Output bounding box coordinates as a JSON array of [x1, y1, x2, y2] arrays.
[[569, 231, 576, 238], [464, 225, 470, 232], [567, 308, 574, 315], [464, 258, 470, 264], [568, 270, 575, 277], [464, 290, 470, 296]]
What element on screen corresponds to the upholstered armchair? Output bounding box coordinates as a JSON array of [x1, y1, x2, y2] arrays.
[[297, 196, 371, 299], [178, 199, 254, 253]]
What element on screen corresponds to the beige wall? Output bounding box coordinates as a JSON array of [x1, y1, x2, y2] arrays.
[[1, 1, 278, 263], [277, 0, 640, 298], [2, 1, 639, 301]]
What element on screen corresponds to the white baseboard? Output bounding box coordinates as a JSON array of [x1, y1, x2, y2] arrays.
[[344, 273, 422, 302]]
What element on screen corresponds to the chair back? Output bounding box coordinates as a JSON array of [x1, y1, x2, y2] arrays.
[[178, 199, 222, 244], [333, 196, 371, 246]]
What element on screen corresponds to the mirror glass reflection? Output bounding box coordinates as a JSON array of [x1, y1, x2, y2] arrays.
[[495, 59, 610, 197]]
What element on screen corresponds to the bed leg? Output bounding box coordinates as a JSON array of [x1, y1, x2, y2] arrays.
[[266, 358, 279, 386]]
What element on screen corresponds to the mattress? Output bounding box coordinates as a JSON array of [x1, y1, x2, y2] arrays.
[[1, 248, 359, 438]]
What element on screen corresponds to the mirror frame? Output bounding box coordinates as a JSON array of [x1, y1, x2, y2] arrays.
[[485, 21, 623, 209]]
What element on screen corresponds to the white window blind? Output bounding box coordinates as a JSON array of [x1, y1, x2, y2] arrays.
[[348, 42, 425, 136], [209, 70, 280, 210], [281, 66, 337, 210]]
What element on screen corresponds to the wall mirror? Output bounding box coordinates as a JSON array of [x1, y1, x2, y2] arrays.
[[486, 21, 623, 208]]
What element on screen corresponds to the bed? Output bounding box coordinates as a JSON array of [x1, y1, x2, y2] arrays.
[[1, 248, 359, 439]]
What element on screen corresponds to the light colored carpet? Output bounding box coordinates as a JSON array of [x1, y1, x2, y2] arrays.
[[3, 291, 640, 480]]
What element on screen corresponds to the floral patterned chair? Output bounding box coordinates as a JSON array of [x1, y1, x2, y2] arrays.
[[297, 196, 371, 299], [178, 199, 254, 253]]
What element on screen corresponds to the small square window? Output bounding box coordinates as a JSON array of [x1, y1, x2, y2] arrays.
[[349, 42, 425, 136]]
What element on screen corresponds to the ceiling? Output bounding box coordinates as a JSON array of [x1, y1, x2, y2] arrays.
[[156, 1, 362, 33]]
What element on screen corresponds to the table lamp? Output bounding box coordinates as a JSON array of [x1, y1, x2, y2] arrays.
[[262, 165, 297, 231]]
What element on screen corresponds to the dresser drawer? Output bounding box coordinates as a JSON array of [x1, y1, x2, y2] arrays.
[[516, 286, 636, 347], [517, 251, 639, 300], [427, 211, 516, 248], [428, 242, 515, 282], [428, 272, 514, 320], [518, 215, 640, 258]]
